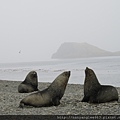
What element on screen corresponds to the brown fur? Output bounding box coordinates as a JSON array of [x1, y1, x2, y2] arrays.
[[19, 71, 70, 108], [18, 71, 38, 93], [81, 67, 119, 103]]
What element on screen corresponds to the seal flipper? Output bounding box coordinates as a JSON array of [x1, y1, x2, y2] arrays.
[[52, 98, 60, 106], [81, 95, 89, 102]]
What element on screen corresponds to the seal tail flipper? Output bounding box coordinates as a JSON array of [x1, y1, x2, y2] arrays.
[[19, 102, 24, 108]]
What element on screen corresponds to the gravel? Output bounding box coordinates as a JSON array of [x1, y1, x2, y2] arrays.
[[0, 80, 120, 115]]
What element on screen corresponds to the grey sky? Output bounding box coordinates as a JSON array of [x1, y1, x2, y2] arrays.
[[0, 0, 120, 63]]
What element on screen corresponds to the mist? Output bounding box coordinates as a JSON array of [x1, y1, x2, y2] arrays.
[[0, 0, 120, 63]]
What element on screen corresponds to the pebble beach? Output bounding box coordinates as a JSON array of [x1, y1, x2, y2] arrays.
[[0, 80, 120, 115]]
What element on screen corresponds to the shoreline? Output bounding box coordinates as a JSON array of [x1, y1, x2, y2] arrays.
[[0, 80, 120, 115]]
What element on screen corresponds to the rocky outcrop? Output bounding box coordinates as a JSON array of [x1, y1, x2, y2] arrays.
[[52, 42, 120, 59]]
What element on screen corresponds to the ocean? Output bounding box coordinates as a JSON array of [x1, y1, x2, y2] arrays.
[[0, 56, 120, 87]]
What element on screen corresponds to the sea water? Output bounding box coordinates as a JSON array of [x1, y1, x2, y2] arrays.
[[0, 56, 120, 87]]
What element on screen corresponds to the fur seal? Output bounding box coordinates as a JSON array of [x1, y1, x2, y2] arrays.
[[18, 71, 38, 93], [19, 71, 70, 108], [81, 67, 119, 103]]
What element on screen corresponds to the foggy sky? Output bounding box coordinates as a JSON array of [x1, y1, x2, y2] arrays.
[[0, 0, 120, 63]]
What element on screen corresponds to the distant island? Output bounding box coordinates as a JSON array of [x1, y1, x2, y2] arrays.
[[52, 42, 120, 59]]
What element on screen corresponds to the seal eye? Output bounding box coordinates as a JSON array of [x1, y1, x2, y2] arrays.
[[64, 72, 67, 76], [64, 71, 70, 77], [33, 72, 36, 74], [32, 72, 37, 77]]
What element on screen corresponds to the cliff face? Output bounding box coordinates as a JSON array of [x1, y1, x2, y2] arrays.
[[52, 42, 119, 59]]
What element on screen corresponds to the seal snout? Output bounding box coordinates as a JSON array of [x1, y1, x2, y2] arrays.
[[85, 67, 89, 75], [68, 71, 71, 76], [66, 71, 71, 77], [85, 67, 89, 70]]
